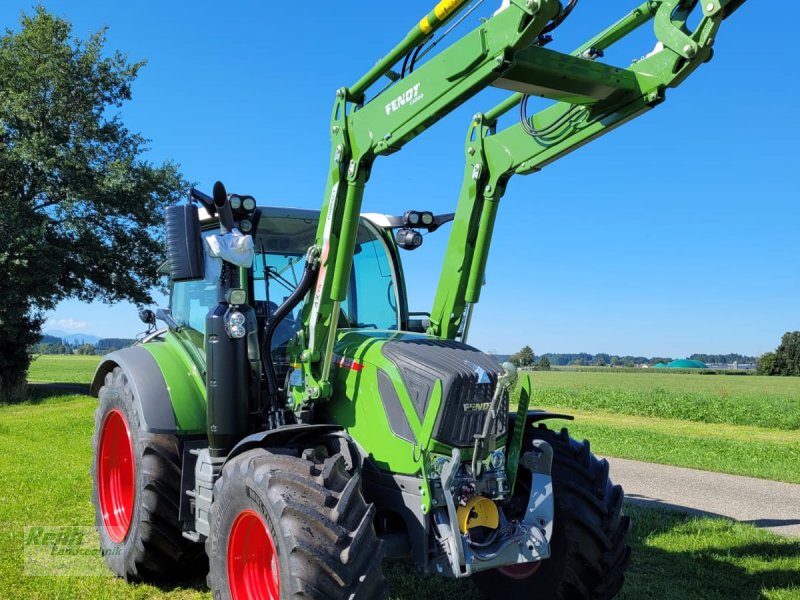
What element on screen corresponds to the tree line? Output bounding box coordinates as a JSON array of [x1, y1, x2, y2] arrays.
[[502, 337, 800, 377], [688, 353, 756, 365], [501, 349, 760, 370], [35, 335, 135, 356]]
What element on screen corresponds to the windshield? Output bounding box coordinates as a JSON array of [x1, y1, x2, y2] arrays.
[[251, 211, 400, 334]]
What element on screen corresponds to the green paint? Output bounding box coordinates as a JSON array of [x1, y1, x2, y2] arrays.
[[506, 377, 532, 496], [143, 333, 207, 435], [326, 330, 433, 476]]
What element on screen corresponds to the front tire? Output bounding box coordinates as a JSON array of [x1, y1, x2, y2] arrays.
[[91, 367, 203, 580], [207, 444, 388, 600], [474, 425, 631, 600]]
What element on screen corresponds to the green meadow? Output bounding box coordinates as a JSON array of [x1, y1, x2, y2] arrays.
[[1, 388, 798, 599], [521, 370, 800, 483], [0, 356, 800, 600]]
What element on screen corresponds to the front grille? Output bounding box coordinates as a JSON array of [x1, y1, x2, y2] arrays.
[[381, 338, 506, 448], [434, 382, 509, 447]]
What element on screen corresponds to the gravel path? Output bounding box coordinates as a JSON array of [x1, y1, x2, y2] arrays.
[[607, 457, 800, 537]]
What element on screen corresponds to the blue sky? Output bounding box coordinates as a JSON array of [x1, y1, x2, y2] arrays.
[[5, 1, 798, 357]]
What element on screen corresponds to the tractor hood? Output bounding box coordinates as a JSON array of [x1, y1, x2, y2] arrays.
[[328, 330, 508, 457]]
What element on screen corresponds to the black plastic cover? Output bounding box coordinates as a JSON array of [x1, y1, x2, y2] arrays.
[[166, 204, 204, 282], [205, 303, 250, 456]]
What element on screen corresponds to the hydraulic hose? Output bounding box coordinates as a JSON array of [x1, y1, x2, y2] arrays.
[[262, 257, 318, 407], [542, 0, 578, 34]]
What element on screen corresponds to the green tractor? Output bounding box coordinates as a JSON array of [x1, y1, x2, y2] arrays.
[[90, 1, 745, 598]]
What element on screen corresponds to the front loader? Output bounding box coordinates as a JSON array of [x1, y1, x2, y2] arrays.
[[90, 1, 746, 598]]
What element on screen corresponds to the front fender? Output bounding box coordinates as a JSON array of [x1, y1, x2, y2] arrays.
[[91, 346, 178, 434], [91, 337, 208, 435], [225, 424, 345, 467]]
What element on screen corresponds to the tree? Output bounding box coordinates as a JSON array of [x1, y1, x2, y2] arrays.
[[510, 345, 535, 368], [538, 356, 551, 371], [76, 343, 96, 356], [0, 9, 186, 401], [756, 352, 778, 376], [776, 331, 800, 376], [773, 332, 800, 376]]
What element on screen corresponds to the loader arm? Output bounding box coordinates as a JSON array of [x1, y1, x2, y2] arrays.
[[295, 0, 746, 405], [429, 0, 742, 340], [296, 0, 567, 403]]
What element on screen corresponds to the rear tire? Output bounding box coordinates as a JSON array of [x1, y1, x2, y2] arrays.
[[207, 443, 388, 600], [91, 367, 203, 580], [473, 425, 631, 600]]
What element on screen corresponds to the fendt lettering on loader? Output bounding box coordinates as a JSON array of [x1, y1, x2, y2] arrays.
[[90, 1, 745, 598]]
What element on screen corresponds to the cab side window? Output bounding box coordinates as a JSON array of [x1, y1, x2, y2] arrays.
[[344, 234, 398, 330], [171, 249, 220, 334]]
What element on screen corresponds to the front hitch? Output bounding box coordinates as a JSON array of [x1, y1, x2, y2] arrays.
[[432, 440, 555, 578]]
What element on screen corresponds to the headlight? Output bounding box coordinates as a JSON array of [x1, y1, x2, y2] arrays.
[[396, 228, 423, 250], [490, 449, 505, 470], [421, 212, 434, 226], [229, 195, 242, 210], [226, 311, 247, 338], [242, 197, 256, 211]]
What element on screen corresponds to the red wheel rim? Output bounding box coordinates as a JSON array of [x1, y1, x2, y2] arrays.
[[228, 509, 280, 600], [98, 409, 135, 543], [498, 561, 542, 580]]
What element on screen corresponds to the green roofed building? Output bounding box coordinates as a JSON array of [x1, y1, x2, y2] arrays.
[[667, 359, 708, 369], [653, 363, 668, 369]]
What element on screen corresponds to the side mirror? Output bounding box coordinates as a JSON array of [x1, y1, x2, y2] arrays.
[[165, 204, 204, 281]]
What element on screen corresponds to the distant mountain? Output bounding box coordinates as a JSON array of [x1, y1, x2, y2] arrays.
[[44, 330, 101, 345]]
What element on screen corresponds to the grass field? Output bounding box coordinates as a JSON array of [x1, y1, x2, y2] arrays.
[[521, 370, 800, 483], [527, 371, 800, 429], [1, 391, 798, 599], [27, 354, 101, 384]]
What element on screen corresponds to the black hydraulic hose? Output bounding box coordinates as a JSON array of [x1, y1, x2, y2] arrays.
[[262, 258, 318, 406], [542, 0, 578, 34], [409, 44, 424, 74]]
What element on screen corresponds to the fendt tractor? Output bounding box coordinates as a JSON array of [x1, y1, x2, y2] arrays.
[[90, 1, 746, 598]]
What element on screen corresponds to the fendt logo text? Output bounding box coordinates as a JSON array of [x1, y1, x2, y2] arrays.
[[463, 402, 491, 412], [385, 83, 423, 115]]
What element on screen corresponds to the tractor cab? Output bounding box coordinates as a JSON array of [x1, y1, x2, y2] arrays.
[[167, 205, 411, 385]]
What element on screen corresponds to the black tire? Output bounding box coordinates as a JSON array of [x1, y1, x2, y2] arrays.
[[474, 425, 631, 600], [91, 366, 204, 580], [207, 443, 388, 600]]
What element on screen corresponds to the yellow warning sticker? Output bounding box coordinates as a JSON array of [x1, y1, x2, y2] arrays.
[[419, 16, 433, 34], [434, 0, 466, 21]]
